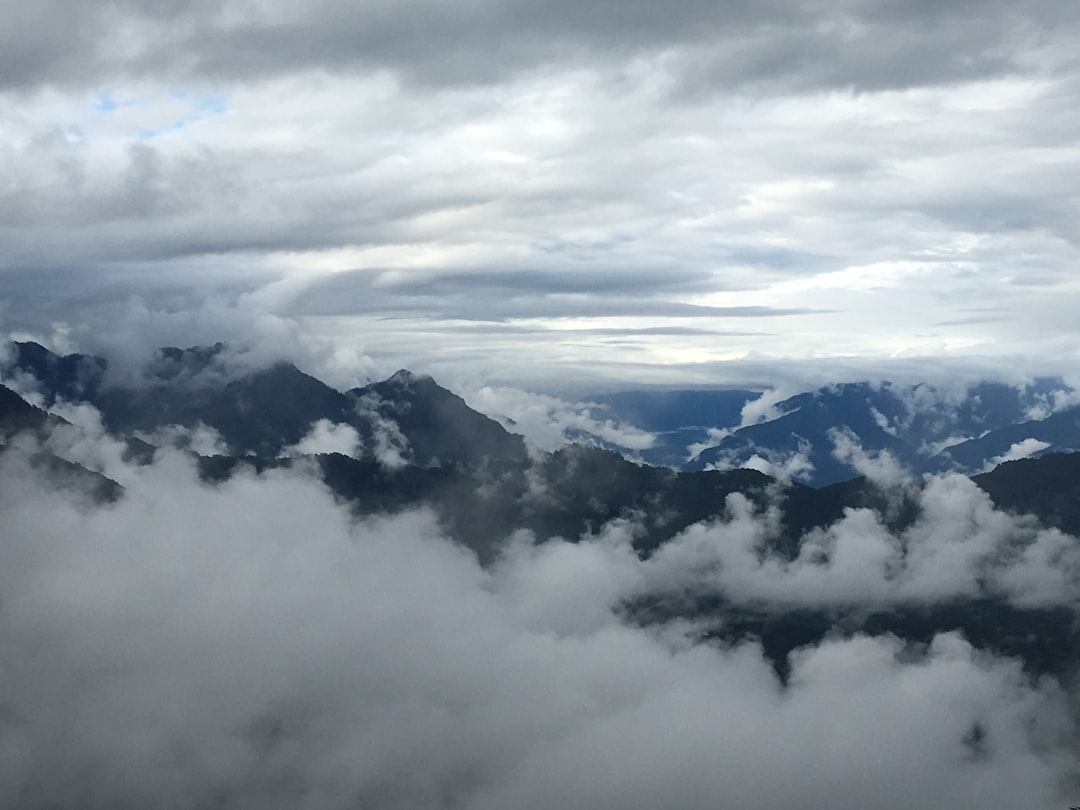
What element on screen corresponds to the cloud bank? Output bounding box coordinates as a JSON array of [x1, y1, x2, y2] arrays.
[[1, 422, 1079, 808]]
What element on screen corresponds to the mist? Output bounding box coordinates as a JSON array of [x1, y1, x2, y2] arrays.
[[1, 434, 1077, 809]]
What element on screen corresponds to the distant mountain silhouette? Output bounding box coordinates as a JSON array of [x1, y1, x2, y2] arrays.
[[5, 342, 527, 466], [943, 408, 1080, 471], [686, 380, 1073, 485], [586, 388, 757, 467]]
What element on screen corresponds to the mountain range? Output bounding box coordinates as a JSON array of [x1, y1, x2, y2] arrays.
[[594, 378, 1079, 484], [2, 340, 1079, 682]]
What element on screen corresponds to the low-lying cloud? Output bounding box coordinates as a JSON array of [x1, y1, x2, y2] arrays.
[[461, 384, 656, 454], [285, 418, 363, 459], [646, 474, 1080, 611], [1, 428, 1078, 808]]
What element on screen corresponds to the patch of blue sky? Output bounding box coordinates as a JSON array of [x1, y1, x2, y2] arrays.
[[194, 93, 228, 115], [138, 120, 188, 140], [82, 88, 228, 141], [166, 89, 228, 115], [92, 90, 120, 112]]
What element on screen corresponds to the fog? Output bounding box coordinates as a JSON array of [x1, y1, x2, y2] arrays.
[[1, 435, 1077, 808]]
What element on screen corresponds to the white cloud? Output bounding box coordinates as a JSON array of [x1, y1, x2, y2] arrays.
[[0, 440, 1076, 809], [830, 426, 912, 489], [645, 472, 1080, 611], [285, 418, 363, 458], [354, 393, 410, 468], [461, 385, 655, 454], [686, 426, 731, 461], [16, 398, 140, 485], [741, 440, 816, 482], [137, 422, 230, 456], [988, 438, 1052, 469], [739, 388, 798, 427]]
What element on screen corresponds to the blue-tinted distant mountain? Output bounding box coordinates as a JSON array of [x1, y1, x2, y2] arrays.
[[687, 380, 1073, 485], [582, 388, 758, 467], [941, 407, 1080, 471], [588, 389, 759, 432]]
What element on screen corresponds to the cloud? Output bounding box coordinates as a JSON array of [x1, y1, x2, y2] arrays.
[[686, 426, 732, 460], [830, 426, 912, 490], [0, 438, 1077, 809], [136, 421, 230, 457], [739, 387, 800, 427], [1024, 386, 1080, 420], [3, 0, 1074, 94], [11, 398, 140, 486], [3, 2, 1080, 392], [702, 440, 816, 483], [645, 471, 1080, 611], [353, 393, 410, 468], [989, 437, 1053, 468], [461, 385, 656, 454], [743, 440, 816, 482], [285, 419, 363, 459]]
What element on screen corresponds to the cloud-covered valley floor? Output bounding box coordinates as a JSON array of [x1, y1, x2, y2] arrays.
[[2, 412, 1080, 809]]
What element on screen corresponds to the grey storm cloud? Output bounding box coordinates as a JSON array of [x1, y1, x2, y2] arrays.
[[2, 0, 1072, 92]]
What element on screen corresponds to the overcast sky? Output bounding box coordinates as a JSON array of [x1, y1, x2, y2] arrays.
[[2, 0, 1079, 390]]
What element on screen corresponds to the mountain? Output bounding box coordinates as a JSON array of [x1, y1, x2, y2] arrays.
[[349, 369, 529, 467], [4, 342, 527, 466], [96, 359, 356, 456], [6, 340, 1080, 681], [0, 384, 121, 503], [972, 451, 1080, 537], [585, 388, 758, 467], [687, 379, 1074, 485], [943, 407, 1080, 471], [0, 383, 56, 440], [3, 341, 106, 405]]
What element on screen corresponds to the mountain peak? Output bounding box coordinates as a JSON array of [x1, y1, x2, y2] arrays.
[[387, 368, 430, 386]]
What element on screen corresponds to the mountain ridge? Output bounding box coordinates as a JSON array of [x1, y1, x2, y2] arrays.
[[4, 348, 1079, 682]]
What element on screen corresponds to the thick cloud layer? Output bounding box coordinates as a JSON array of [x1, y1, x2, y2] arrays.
[[1, 428, 1079, 808], [2, 0, 1074, 93], [3, 1, 1080, 388]]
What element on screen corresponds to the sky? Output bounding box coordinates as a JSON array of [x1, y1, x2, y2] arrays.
[[2, 0, 1079, 392]]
